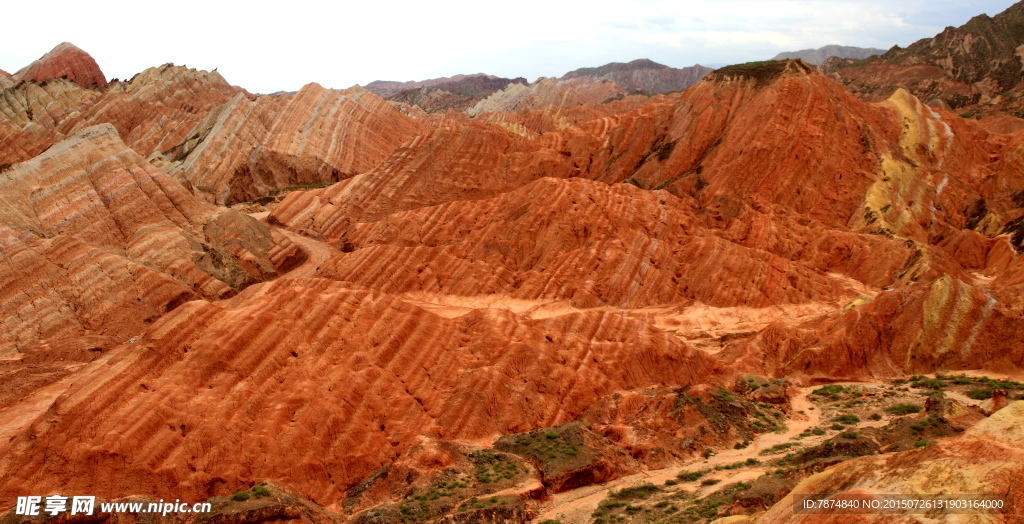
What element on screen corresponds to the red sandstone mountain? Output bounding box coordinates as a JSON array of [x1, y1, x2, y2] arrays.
[[1, 46, 421, 204], [3, 33, 1024, 524], [13, 42, 107, 88]]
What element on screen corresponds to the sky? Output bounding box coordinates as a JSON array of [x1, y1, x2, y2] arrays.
[[0, 0, 1017, 94]]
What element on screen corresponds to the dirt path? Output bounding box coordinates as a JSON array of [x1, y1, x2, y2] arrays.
[[274, 228, 339, 279], [249, 210, 340, 280], [531, 386, 822, 523]]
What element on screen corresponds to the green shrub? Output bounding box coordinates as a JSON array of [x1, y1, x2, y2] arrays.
[[252, 485, 271, 498], [968, 389, 993, 400], [812, 428, 826, 435], [812, 385, 845, 397], [831, 423, 845, 430], [677, 469, 709, 482], [914, 440, 929, 448], [759, 442, 798, 455], [834, 414, 860, 425], [610, 483, 662, 500], [840, 432, 858, 439], [886, 403, 922, 415], [231, 491, 251, 502], [701, 478, 720, 486], [712, 389, 734, 401]]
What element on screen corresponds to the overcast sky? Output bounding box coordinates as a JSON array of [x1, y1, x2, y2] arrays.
[[0, 0, 1016, 94]]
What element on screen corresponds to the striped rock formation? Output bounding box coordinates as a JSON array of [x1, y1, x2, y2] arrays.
[[466, 77, 626, 116], [0, 124, 300, 359], [373, 73, 529, 113], [12, 42, 107, 89], [1, 45, 419, 204], [1, 39, 1024, 522], [0, 59, 243, 164], [160, 83, 422, 204], [0, 277, 719, 505], [271, 60, 1024, 381]]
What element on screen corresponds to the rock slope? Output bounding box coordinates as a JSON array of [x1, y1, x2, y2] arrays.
[[12, 42, 107, 88], [822, 1, 1024, 117], [160, 83, 422, 204], [757, 401, 1024, 523], [0, 124, 298, 358], [2, 36, 1024, 524], [1, 45, 421, 204]]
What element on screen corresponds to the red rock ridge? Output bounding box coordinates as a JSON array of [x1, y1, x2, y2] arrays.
[[0, 124, 297, 356], [13, 42, 107, 89], [160, 83, 423, 204], [0, 278, 719, 505]]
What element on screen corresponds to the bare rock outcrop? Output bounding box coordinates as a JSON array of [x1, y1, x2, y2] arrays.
[[13, 42, 107, 89], [161, 83, 422, 204], [0, 124, 292, 357]]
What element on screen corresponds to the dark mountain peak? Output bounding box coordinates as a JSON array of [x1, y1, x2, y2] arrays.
[[561, 58, 668, 80]]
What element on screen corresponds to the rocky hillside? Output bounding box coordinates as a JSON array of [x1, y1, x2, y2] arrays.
[[2, 36, 1024, 524], [12, 42, 108, 88], [823, 0, 1024, 119], [0, 44, 423, 205]]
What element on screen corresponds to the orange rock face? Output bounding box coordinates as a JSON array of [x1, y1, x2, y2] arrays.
[[13, 42, 108, 89], [3, 42, 1024, 523], [2, 46, 418, 205], [0, 277, 717, 505], [0, 124, 297, 357], [161, 83, 422, 204]]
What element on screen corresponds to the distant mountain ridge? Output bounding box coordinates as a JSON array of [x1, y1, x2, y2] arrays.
[[772, 45, 886, 65], [365, 73, 527, 113], [367, 59, 713, 114], [560, 58, 713, 94], [364, 73, 523, 97], [821, 0, 1024, 116]]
